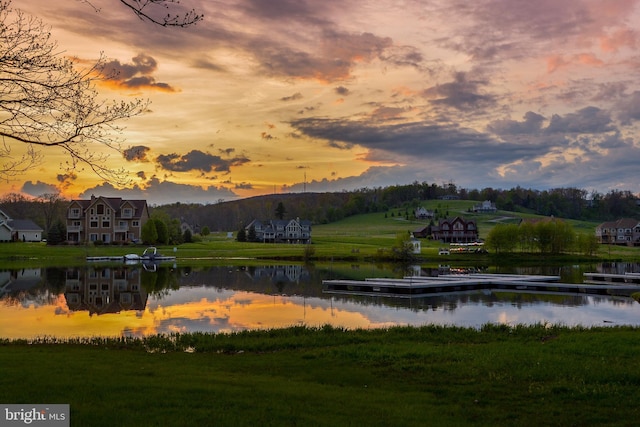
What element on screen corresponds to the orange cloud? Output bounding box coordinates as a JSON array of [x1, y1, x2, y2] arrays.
[[547, 53, 603, 73], [600, 28, 638, 52]]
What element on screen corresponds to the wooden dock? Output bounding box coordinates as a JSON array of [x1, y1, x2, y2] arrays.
[[583, 272, 640, 285], [322, 273, 640, 298]]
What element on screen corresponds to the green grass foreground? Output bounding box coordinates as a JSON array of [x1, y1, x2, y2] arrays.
[[2, 325, 640, 426]]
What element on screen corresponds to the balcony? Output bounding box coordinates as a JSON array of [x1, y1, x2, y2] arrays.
[[67, 225, 83, 232], [114, 225, 129, 232]]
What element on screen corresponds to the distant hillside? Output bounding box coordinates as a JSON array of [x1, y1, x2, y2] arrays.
[[152, 192, 355, 232], [151, 185, 640, 233], [2, 183, 638, 234]]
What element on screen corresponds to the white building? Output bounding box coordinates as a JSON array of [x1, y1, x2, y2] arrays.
[[0, 209, 43, 242]]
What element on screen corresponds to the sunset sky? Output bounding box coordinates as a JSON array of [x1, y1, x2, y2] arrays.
[[6, 0, 640, 204]]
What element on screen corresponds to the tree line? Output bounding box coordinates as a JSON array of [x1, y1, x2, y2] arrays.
[[484, 220, 600, 256]]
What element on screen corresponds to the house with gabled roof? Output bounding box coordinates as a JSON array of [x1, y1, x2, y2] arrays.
[[245, 218, 311, 244], [0, 209, 43, 242], [595, 218, 640, 246], [430, 216, 478, 243], [66, 195, 149, 244], [473, 200, 497, 213]]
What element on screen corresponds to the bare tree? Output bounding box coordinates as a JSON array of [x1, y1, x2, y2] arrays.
[[37, 192, 67, 234], [0, 1, 149, 182]]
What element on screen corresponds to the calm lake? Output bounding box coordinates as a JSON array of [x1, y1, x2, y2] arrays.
[[1, 262, 640, 339]]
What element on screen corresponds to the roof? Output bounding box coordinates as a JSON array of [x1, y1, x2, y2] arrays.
[[597, 218, 640, 229], [70, 197, 148, 219], [7, 219, 43, 232]]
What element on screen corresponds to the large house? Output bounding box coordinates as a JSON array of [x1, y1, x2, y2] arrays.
[[66, 196, 149, 244], [245, 218, 311, 244], [595, 218, 640, 246], [430, 216, 479, 243], [414, 207, 435, 220], [0, 209, 43, 242], [472, 200, 497, 213]]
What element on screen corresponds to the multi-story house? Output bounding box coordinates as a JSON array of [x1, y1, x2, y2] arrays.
[[430, 216, 479, 243], [414, 207, 435, 220], [595, 218, 640, 246], [245, 218, 312, 244], [66, 195, 149, 244], [472, 200, 497, 213]]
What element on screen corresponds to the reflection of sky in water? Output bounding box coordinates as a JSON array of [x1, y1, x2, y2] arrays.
[[144, 286, 640, 336], [2, 265, 640, 339]]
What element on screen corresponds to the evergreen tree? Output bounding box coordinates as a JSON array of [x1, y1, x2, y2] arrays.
[[46, 219, 67, 245], [141, 220, 158, 244], [247, 225, 257, 242], [183, 228, 193, 243], [154, 219, 169, 244], [236, 227, 247, 242], [275, 202, 286, 220]]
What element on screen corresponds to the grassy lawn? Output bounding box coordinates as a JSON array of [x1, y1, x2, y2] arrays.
[[1, 325, 639, 426]]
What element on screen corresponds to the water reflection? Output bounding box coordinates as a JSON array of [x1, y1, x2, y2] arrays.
[[1, 263, 639, 339], [64, 267, 148, 315]]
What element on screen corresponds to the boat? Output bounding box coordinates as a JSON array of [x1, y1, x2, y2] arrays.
[[125, 247, 176, 262]]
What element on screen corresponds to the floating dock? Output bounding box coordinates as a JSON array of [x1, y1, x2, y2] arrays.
[[322, 273, 640, 298], [583, 272, 640, 285]]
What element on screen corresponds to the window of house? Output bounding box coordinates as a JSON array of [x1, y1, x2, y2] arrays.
[[97, 204, 104, 215], [70, 208, 80, 218], [102, 234, 110, 243], [123, 208, 132, 217], [90, 233, 98, 241], [90, 221, 98, 228], [132, 221, 139, 227], [102, 220, 110, 228]]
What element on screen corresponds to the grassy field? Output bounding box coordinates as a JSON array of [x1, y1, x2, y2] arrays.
[[0, 202, 637, 267], [1, 325, 639, 426]]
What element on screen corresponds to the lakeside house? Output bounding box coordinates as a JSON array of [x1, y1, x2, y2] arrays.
[[245, 218, 311, 244], [66, 195, 150, 244], [595, 218, 640, 246], [430, 216, 479, 243], [0, 209, 43, 242]]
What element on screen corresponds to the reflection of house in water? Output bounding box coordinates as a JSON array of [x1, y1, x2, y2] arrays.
[[64, 267, 148, 315], [249, 265, 309, 284], [0, 269, 42, 298]]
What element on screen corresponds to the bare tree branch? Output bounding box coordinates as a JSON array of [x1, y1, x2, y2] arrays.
[[80, 0, 203, 27], [119, 0, 203, 27]]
